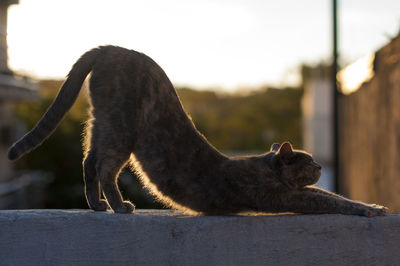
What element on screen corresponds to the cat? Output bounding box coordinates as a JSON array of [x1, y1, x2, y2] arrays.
[[8, 46, 387, 216]]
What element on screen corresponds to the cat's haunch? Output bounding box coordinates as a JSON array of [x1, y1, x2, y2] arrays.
[[8, 46, 387, 217]]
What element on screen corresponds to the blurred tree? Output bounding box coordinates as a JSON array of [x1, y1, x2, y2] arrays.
[[14, 80, 88, 208], [177, 87, 303, 152]]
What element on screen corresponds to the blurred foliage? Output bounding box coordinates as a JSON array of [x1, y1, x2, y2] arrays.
[[14, 80, 89, 208], [13, 80, 302, 209], [177, 87, 303, 152]]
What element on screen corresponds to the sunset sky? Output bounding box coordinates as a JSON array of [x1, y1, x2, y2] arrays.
[[7, 0, 400, 90]]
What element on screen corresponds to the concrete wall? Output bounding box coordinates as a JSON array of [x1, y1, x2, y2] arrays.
[[339, 35, 400, 212], [0, 209, 399, 266]]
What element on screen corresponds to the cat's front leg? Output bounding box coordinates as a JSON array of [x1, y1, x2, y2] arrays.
[[302, 186, 388, 216], [311, 187, 387, 216], [269, 187, 387, 217]]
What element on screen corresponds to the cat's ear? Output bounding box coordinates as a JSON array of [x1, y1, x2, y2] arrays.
[[278, 141, 293, 158], [270, 143, 280, 152]]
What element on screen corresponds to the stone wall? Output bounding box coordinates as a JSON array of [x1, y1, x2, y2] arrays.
[[339, 35, 400, 212], [0, 210, 399, 266]]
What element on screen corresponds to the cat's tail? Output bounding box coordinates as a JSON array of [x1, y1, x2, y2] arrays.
[[8, 47, 102, 161]]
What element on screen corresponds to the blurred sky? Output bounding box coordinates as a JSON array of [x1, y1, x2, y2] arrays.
[[7, 0, 400, 90]]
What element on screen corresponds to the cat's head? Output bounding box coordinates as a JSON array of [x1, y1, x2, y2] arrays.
[[270, 142, 322, 189]]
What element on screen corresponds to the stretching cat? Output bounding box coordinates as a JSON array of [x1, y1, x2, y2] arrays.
[[8, 46, 387, 216]]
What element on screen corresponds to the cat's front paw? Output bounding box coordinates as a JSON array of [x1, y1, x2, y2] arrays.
[[363, 205, 388, 217], [114, 201, 135, 214]]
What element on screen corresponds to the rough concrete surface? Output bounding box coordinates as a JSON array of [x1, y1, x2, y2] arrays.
[[0, 209, 399, 266]]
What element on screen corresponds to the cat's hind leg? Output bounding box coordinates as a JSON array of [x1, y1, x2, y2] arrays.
[[96, 148, 135, 214], [82, 121, 109, 211], [83, 150, 110, 211]]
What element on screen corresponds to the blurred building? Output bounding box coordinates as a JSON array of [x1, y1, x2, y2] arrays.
[[0, 0, 44, 208], [301, 64, 334, 191]]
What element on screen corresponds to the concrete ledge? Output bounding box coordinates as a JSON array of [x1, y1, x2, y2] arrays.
[[0, 210, 399, 265]]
